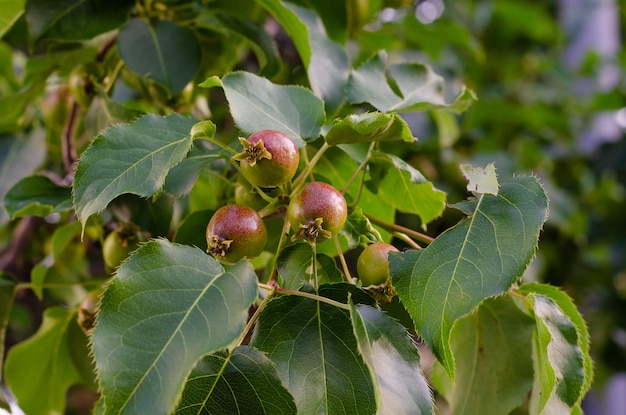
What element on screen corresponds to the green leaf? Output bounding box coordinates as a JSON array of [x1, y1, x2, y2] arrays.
[[175, 346, 297, 415], [25, 0, 134, 44], [459, 163, 499, 195], [307, 0, 348, 43], [349, 302, 433, 415], [347, 51, 476, 113], [277, 243, 343, 290], [286, 3, 349, 115], [368, 152, 446, 224], [257, 0, 311, 65], [0, 272, 16, 378], [4, 307, 83, 415], [92, 240, 258, 415], [325, 112, 415, 145], [519, 283, 592, 413], [118, 18, 201, 94], [431, 295, 535, 415], [211, 13, 281, 78], [0, 131, 46, 225], [173, 209, 215, 251], [4, 174, 72, 219], [72, 113, 196, 229], [340, 208, 383, 249], [211, 71, 325, 147], [163, 140, 229, 197], [391, 176, 548, 378], [0, 79, 45, 133], [252, 284, 376, 415], [0, 0, 24, 39]]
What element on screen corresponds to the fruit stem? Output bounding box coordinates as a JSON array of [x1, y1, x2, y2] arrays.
[[312, 241, 319, 290], [203, 136, 238, 155], [392, 232, 423, 249], [291, 142, 331, 194], [333, 235, 352, 282], [365, 214, 435, 244], [233, 286, 276, 348], [258, 283, 351, 311]]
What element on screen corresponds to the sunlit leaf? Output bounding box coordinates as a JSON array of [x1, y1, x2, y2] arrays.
[[252, 284, 376, 415], [340, 208, 382, 249], [73, 114, 195, 229], [0, 0, 24, 39], [520, 283, 592, 414], [206, 71, 325, 147], [391, 176, 548, 378], [4, 174, 72, 219], [368, 152, 446, 224], [349, 302, 433, 414], [347, 51, 476, 113], [431, 295, 535, 415], [118, 18, 201, 94], [460, 163, 499, 195], [176, 346, 297, 415], [325, 112, 414, 145], [4, 307, 84, 415], [92, 240, 258, 415]]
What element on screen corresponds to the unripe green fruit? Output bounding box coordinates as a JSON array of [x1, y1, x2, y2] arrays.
[[287, 181, 347, 244], [235, 130, 300, 188], [102, 226, 142, 271], [67, 66, 93, 108], [206, 204, 267, 263], [357, 242, 399, 286]]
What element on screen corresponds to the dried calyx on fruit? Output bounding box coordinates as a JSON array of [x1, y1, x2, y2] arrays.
[[233, 129, 300, 188], [287, 181, 347, 245], [206, 204, 267, 263]]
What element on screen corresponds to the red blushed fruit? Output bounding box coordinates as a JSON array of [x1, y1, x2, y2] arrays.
[[235, 130, 300, 188], [357, 242, 399, 286], [206, 204, 267, 263], [287, 181, 347, 244]]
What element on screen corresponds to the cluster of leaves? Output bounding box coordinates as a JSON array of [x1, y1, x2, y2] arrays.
[[0, 1, 596, 414]]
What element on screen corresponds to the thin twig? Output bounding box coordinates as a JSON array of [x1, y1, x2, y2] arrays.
[[365, 214, 435, 245]]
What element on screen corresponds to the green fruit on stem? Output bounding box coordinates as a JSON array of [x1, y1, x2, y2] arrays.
[[287, 181, 347, 244], [357, 242, 399, 286], [102, 225, 142, 271], [206, 204, 267, 263], [234, 130, 300, 188], [67, 66, 93, 108]]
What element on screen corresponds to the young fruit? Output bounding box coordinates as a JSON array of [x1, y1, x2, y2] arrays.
[[102, 225, 143, 271], [287, 181, 347, 244], [357, 242, 399, 286], [233, 130, 299, 188], [206, 204, 267, 263], [234, 176, 270, 211]]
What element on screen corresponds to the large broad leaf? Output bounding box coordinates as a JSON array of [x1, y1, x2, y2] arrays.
[[0, 272, 16, 378], [285, 3, 349, 115], [391, 175, 548, 378], [349, 302, 433, 415], [175, 346, 297, 415], [72, 114, 196, 229], [347, 51, 476, 113], [4, 174, 72, 219], [431, 295, 535, 415], [4, 307, 84, 415], [118, 18, 201, 94], [367, 151, 446, 224], [25, 0, 134, 44], [202, 72, 325, 147], [519, 283, 592, 414], [92, 240, 258, 415], [0, 0, 24, 39], [252, 284, 376, 415], [0, 131, 46, 225], [325, 112, 414, 145]]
